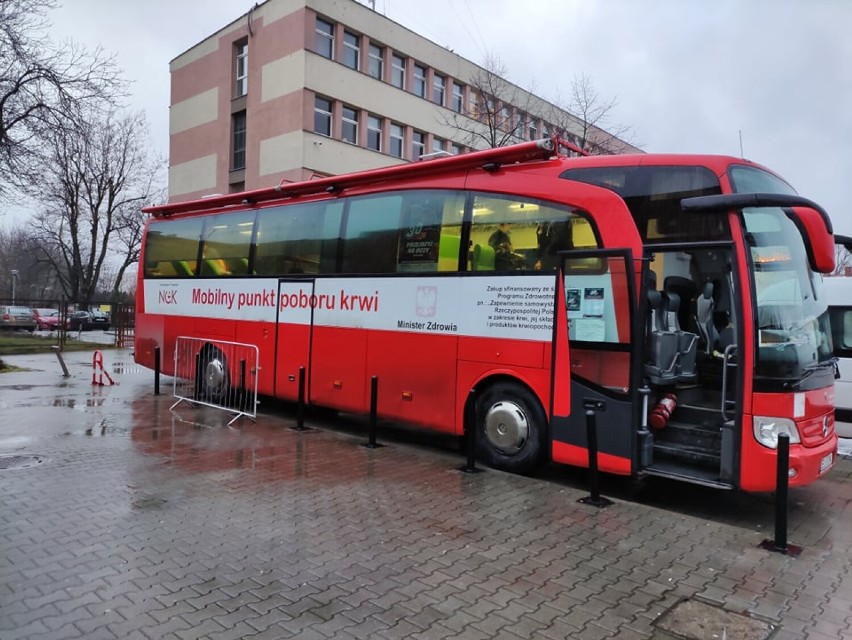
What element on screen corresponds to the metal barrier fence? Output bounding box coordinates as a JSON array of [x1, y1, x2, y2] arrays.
[[171, 336, 259, 426]]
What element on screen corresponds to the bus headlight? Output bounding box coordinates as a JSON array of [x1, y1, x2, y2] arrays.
[[753, 416, 801, 449]]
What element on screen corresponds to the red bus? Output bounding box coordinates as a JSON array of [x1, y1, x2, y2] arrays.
[[136, 137, 837, 492]]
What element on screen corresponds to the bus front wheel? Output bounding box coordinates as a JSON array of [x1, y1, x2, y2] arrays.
[[475, 382, 547, 474]]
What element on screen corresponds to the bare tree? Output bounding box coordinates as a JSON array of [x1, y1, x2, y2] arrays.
[[0, 224, 62, 302], [0, 0, 122, 199], [833, 242, 852, 277], [442, 52, 539, 149], [549, 74, 637, 154], [33, 108, 164, 307]]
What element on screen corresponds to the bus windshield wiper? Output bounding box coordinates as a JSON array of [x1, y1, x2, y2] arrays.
[[782, 361, 831, 390]]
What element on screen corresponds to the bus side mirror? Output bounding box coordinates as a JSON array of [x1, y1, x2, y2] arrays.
[[787, 206, 834, 273]]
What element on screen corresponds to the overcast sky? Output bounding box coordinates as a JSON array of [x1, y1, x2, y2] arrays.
[[39, 0, 852, 234]]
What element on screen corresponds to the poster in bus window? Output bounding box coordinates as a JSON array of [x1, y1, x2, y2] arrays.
[[583, 287, 605, 317], [566, 288, 582, 319], [398, 202, 440, 269]]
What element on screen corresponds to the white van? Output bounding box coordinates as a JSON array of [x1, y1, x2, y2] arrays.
[[824, 268, 852, 437]]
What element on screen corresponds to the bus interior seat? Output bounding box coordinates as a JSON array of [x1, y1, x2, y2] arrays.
[[664, 276, 697, 334], [438, 235, 461, 270], [172, 260, 195, 277], [225, 257, 249, 275], [644, 289, 680, 386], [202, 258, 230, 276], [664, 291, 698, 382], [472, 244, 495, 271]]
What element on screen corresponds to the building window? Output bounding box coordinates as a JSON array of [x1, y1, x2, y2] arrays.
[[343, 31, 360, 70], [412, 130, 425, 160], [391, 53, 405, 89], [432, 137, 445, 154], [234, 39, 248, 98], [529, 119, 538, 141], [367, 115, 382, 151], [341, 105, 358, 144], [432, 74, 445, 106], [452, 82, 463, 113], [368, 43, 383, 80], [390, 123, 404, 158], [450, 143, 462, 155], [314, 97, 332, 136], [232, 110, 246, 170], [315, 18, 334, 59], [412, 64, 426, 98], [500, 105, 511, 131], [541, 124, 549, 138]]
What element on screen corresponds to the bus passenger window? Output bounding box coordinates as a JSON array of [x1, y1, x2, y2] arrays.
[[143, 217, 204, 278], [468, 193, 592, 271], [200, 210, 255, 277], [396, 191, 466, 273], [342, 194, 402, 274], [254, 201, 342, 275]]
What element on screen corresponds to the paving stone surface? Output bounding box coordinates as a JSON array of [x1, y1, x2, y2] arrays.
[[1, 349, 851, 639]]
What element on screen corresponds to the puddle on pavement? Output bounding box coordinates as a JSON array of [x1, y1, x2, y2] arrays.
[[0, 454, 47, 470], [0, 384, 54, 391], [0, 436, 33, 449]]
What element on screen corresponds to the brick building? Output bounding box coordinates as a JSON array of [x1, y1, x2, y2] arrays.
[[167, 0, 638, 203]]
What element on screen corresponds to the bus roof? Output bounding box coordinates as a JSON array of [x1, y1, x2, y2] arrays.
[[144, 136, 778, 219]]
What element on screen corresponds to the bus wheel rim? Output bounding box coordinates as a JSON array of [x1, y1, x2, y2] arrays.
[[205, 357, 226, 392], [484, 400, 528, 454]]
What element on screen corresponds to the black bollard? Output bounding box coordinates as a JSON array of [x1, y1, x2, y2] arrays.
[[154, 347, 161, 396], [760, 432, 802, 556], [459, 388, 483, 474], [291, 366, 309, 431], [579, 408, 613, 507], [363, 376, 384, 449]]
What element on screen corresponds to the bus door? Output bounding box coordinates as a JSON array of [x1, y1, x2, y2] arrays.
[[274, 279, 315, 402], [640, 242, 740, 488], [551, 249, 639, 477]]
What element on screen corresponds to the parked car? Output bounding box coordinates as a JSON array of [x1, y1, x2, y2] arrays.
[[69, 310, 111, 331], [33, 308, 68, 331], [0, 305, 36, 332]]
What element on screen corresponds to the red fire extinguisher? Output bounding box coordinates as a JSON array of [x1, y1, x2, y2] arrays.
[[649, 393, 678, 430]]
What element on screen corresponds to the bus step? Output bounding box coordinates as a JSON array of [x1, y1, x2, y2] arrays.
[[655, 419, 722, 450], [640, 461, 733, 490], [652, 440, 720, 469], [668, 403, 722, 429]]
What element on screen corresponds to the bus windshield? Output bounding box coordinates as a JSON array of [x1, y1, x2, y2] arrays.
[[731, 166, 834, 387]]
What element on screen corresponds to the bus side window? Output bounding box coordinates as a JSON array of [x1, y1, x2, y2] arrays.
[[342, 194, 402, 274], [396, 191, 465, 273], [144, 218, 203, 279], [200, 210, 255, 277], [255, 201, 341, 275]]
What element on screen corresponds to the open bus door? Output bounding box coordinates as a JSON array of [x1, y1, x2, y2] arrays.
[[638, 243, 741, 489], [551, 248, 640, 478]]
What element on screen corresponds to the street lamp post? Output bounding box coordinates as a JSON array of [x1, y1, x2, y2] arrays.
[[11, 269, 18, 305]]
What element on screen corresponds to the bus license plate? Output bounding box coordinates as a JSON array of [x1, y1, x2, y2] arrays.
[[820, 452, 833, 474]]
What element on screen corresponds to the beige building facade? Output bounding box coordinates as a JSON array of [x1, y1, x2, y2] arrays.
[[168, 0, 637, 203]]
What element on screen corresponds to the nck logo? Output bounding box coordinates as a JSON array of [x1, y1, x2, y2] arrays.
[[415, 286, 437, 317], [158, 289, 178, 304]]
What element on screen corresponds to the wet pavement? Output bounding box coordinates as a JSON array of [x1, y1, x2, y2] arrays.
[[1, 348, 851, 640]]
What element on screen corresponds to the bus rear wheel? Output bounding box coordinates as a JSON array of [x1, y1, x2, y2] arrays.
[[475, 382, 547, 474], [196, 346, 230, 404]]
